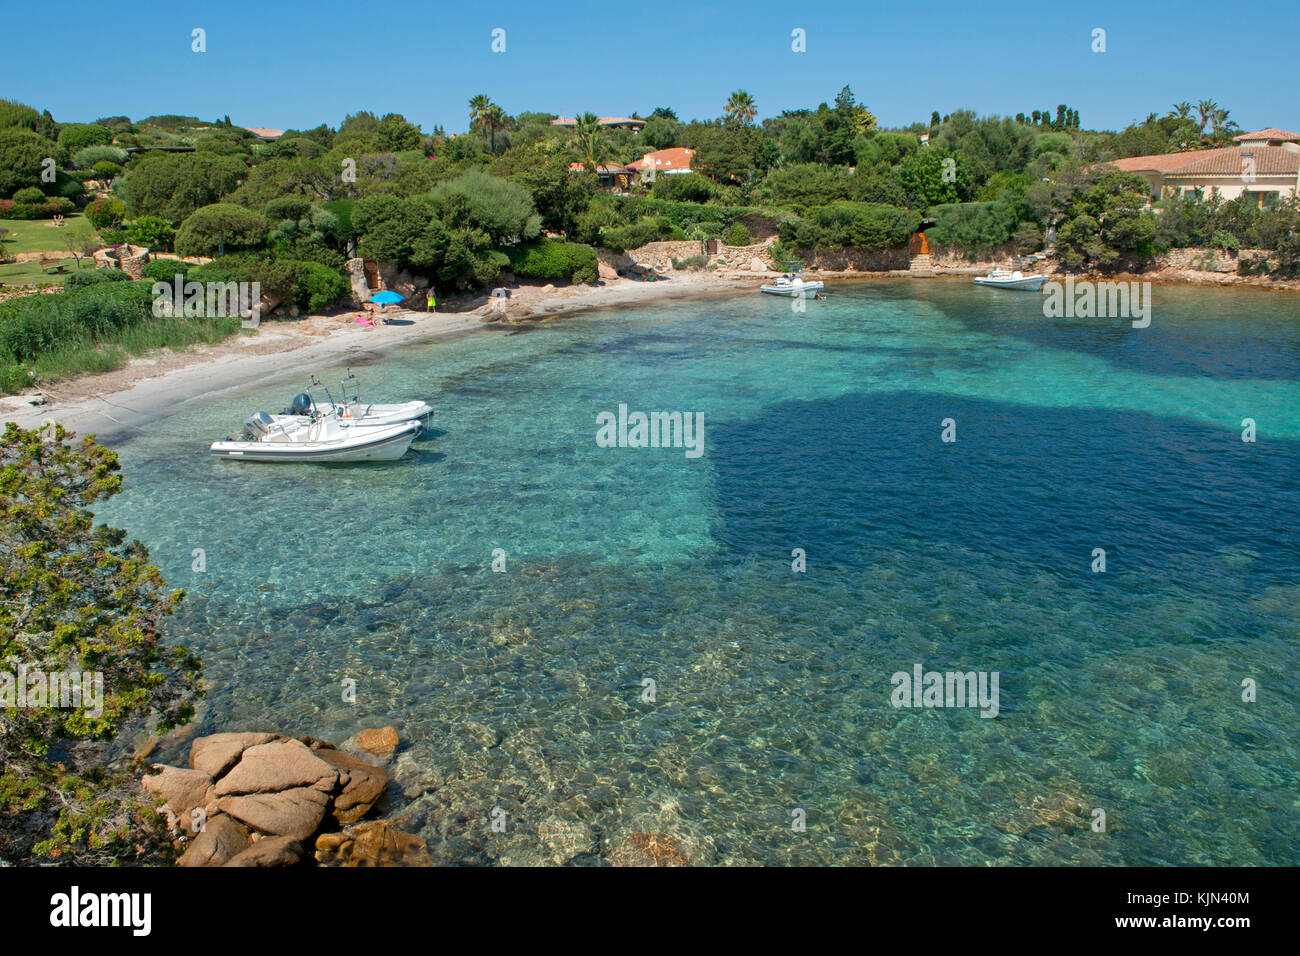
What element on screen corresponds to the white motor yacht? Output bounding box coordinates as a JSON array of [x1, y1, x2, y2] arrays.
[[210, 411, 421, 463], [270, 372, 434, 434], [972, 267, 1049, 291], [760, 274, 825, 296]]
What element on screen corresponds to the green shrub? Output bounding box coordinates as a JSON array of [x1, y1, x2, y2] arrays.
[[295, 261, 350, 312], [650, 173, 716, 203], [506, 239, 599, 284], [127, 214, 176, 251], [671, 254, 710, 270], [13, 187, 44, 204], [85, 197, 125, 229], [0, 281, 153, 364], [73, 144, 129, 169], [63, 269, 133, 293], [93, 161, 124, 178], [602, 217, 685, 253], [142, 258, 192, 282], [778, 202, 919, 251], [174, 203, 270, 257], [265, 196, 311, 222], [194, 253, 349, 312], [725, 222, 751, 246], [1211, 230, 1240, 255]]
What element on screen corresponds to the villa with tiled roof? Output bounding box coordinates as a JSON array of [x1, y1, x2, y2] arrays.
[[1108, 128, 1299, 207], [550, 116, 646, 131]]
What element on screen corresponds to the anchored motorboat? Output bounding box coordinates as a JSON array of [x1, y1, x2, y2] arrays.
[[760, 274, 825, 296], [272, 372, 434, 434], [210, 411, 421, 463], [972, 266, 1050, 291]]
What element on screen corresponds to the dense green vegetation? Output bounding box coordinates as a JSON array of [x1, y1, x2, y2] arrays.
[[0, 422, 201, 863]]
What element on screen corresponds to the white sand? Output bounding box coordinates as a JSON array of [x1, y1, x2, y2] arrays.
[[0, 273, 761, 440]]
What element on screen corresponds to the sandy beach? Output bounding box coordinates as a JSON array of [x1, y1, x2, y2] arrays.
[[0, 271, 759, 440]]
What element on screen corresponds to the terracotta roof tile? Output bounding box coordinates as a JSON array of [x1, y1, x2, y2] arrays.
[[1109, 145, 1298, 176], [1233, 128, 1300, 142]]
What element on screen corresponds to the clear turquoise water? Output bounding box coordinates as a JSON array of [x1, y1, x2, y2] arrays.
[[98, 279, 1300, 865]]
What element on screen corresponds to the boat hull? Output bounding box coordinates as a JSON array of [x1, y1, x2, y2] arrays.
[[273, 402, 434, 435], [972, 275, 1049, 291], [210, 421, 420, 463], [760, 281, 825, 296]]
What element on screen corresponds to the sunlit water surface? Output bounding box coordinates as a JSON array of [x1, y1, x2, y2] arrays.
[[97, 279, 1300, 865]]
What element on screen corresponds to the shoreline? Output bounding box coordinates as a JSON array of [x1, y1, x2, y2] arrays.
[[3, 264, 1296, 440], [0, 272, 759, 440]]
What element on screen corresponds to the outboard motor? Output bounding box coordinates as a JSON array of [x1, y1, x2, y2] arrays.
[[242, 411, 276, 441], [282, 392, 313, 416]]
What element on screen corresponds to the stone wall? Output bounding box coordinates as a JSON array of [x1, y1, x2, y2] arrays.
[[797, 247, 911, 272], [93, 243, 150, 278], [622, 238, 777, 273]]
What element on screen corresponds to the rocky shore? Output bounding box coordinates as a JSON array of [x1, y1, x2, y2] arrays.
[[142, 726, 432, 866]]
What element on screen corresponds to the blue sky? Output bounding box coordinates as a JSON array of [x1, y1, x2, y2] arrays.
[[4, 0, 1297, 134]]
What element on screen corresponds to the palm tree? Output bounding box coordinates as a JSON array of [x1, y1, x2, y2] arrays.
[[724, 90, 757, 126], [1195, 99, 1218, 134], [484, 104, 506, 154], [573, 112, 611, 173], [1168, 101, 1193, 120], [468, 94, 492, 145]]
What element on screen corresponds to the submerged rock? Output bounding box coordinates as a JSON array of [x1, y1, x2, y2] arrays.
[[537, 816, 597, 865], [315, 821, 433, 867], [342, 726, 400, 763]]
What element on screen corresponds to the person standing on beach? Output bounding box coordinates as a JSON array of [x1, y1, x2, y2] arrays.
[[426, 289, 436, 312]]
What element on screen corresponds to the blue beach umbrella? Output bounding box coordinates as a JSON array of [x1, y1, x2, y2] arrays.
[[368, 290, 404, 304]]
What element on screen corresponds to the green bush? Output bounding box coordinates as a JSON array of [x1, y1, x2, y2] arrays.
[[601, 216, 685, 253], [73, 144, 129, 169], [506, 239, 599, 284], [265, 196, 311, 222], [0, 281, 153, 364], [725, 222, 751, 246], [85, 197, 125, 229], [174, 203, 270, 257], [192, 253, 349, 312], [63, 269, 133, 293], [1211, 230, 1240, 255], [926, 201, 1021, 253], [127, 214, 176, 251], [650, 173, 716, 203], [142, 258, 192, 283], [93, 161, 124, 178], [13, 187, 44, 204], [778, 202, 919, 251], [295, 261, 350, 312]]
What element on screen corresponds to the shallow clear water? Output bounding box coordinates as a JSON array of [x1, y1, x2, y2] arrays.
[[98, 279, 1300, 865]]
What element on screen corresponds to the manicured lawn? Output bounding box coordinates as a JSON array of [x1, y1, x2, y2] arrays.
[[0, 257, 96, 288], [0, 214, 93, 254]]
